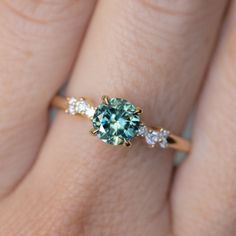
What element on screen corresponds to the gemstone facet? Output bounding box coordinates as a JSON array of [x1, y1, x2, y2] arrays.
[[137, 125, 148, 137], [158, 129, 170, 148], [85, 106, 96, 119], [67, 97, 78, 115], [76, 99, 88, 114], [145, 130, 159, 145], [92, 97, 141, 145], [67, 97, 95, 119]]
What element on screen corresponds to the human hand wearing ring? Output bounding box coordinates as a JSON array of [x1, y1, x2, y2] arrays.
[[0, 1, 235, 236]]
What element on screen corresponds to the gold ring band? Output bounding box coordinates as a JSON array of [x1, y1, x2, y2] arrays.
[[51, 95, 191, 153]]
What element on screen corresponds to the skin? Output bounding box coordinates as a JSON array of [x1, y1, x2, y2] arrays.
[[0, 0, 235, 235]]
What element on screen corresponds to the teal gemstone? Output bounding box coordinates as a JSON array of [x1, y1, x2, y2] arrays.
[[92, 98, 141, 145]]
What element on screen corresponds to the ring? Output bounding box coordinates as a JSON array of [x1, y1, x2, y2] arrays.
[[51, 95, 191, 152]]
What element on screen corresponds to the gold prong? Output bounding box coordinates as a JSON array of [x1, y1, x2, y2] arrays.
[[102, 95, 110, 105], [149, 144, 155, 148], [135, 107, 143, 114], [123, 140, 132, 147], [90, 128, 98, 136]]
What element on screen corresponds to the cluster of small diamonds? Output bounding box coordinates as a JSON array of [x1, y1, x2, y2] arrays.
[[137, 125, 170, 148], [66, 97, 95, 119]]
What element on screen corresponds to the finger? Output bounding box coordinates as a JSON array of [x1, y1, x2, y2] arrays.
[[0, 0, 96, 196], [13, 0, 227, 235], [172, 2, 236, 236]]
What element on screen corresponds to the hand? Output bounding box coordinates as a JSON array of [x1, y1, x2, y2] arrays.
[[0, 0, 235, 235]]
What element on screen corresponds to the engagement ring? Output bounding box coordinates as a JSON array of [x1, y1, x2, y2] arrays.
[[52, 95, 191, 152]]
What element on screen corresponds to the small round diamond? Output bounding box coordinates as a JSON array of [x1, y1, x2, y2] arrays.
[[159, 139, 168, 148], [158, 129, 170, 148], [145, 130, 159, 145], [67, 97, 78, 115], [137, 125, 148, 137], [85, 107, 95, 119], [67, 97, 95, 118], [76, 99, 89, 113]]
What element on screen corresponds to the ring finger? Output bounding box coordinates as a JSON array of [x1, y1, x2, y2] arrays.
[[10, 0, 228, 235]]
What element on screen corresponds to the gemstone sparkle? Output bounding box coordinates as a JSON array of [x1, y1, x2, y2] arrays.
[[145, 130, 159, 145], [158, 129, 170, 148], [92, 97, 141, 145], [137, 125, 148, 137]]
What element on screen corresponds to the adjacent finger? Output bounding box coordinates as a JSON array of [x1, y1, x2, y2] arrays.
[[0, 0, 96, 196], [172, 2, 236, 236], [10, 0, 228, 235]]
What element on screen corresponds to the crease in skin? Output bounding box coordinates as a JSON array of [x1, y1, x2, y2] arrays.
[[1, 0, 82, 25], [140, 0, 194, 16], [2, 0, 49, 25], [60, 0, 85, 12]]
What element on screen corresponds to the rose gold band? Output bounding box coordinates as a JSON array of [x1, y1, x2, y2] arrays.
[[52, 95, 68, 110]]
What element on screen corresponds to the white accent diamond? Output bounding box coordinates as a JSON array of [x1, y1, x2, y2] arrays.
[[67, 97, 95, 118], [157, 129, 170, 149], [76, 99, 89, 113], [159, 139, 168, 148], [67, 97, 78, 115], [145, 130, 159, 145], [85, 106, 96, 119], [137, 125, 148, 137]]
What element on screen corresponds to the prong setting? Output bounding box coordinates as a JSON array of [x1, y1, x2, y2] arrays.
[[92, 97, 140, 145], [90, 128, 98, 136], [102, 95, 110, 105], [124, 140, 132, 147], [135, 107, 143, 114]]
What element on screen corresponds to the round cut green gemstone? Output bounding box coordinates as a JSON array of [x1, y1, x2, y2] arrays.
[[92, 98, 141, 145]]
